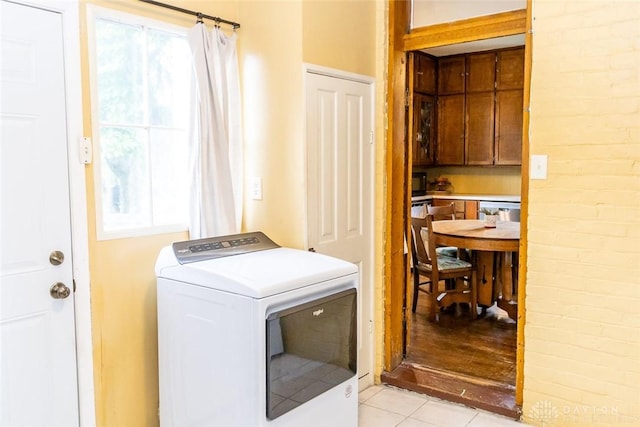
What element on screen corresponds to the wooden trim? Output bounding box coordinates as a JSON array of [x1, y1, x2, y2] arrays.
[[515, 0, 533, 407], [384, 0, 410, 372], [405, 52, 416, 354], [403, 9, 527, 52]]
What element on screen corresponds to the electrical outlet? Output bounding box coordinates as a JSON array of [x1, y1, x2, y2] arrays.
[[531, 154, 548, 180]]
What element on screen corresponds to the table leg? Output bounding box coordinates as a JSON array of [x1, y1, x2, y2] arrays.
[[496, 251, 518, 320], [474, 251, 495, 307]]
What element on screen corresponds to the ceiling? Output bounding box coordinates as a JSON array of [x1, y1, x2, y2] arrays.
[[420, 34, 526, 57]]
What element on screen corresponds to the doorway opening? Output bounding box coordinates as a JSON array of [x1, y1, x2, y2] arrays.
[[381, 6, 531, 420]]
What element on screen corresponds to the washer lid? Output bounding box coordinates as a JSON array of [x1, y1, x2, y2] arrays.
[[156, 246, 357, 298]]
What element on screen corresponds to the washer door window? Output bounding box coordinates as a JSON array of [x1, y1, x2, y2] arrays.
[[266, 288, 357, 420]]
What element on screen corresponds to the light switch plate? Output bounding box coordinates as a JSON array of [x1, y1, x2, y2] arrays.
[[251, 177, 263, 200], [531, 154, 548, 180]]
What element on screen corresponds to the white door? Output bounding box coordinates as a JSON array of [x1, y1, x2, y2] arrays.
[[305, 70, 374, 389], [1, 2, 80, 426]]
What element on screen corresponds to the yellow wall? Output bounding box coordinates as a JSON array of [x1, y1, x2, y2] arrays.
[[238, 0, 305, 248], [302, 0, 376, 76], [522, 1, 640, 425], [79, 1, 235, 426], [80, 0, 381, 426], [425, 166, 522, 195], [240, 0, 378, 248]]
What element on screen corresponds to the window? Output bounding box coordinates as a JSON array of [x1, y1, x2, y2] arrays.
[[89, 6, 192, 238]]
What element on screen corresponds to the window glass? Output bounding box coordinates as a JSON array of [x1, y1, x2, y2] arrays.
[[147, 29, 191, 127], [92, 12, 191, 238], [99, 126, 149, 231], [96, 19, 144, 125], [149, 128, 189, 225]]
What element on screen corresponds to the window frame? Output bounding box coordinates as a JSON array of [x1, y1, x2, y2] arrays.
[[87, 4, 191, 240]]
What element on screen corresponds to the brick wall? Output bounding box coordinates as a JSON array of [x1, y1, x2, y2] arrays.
[[523, 1, 640, 425]]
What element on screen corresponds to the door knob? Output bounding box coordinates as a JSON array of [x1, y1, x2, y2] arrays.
[[49, 250, 65, 265], [50, 282, 71, 299]]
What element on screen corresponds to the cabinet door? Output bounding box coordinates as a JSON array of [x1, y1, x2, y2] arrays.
[[412, 93, 436, 166], [497, 48, 524, 90], [466, 52, 496, 93], [438, 56, 465, 95], [436, 95, 465, 165], [465, 200, 479, 219], [465, 92, 495, 165], [414, 53, 436, 94], [495, 90, 523, 165]]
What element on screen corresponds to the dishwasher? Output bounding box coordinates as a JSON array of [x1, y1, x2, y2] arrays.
[[478, 201, 521, 222]]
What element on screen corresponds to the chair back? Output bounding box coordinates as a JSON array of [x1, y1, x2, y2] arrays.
[[411, 203, 455, 265], [423, 209, 451, 285], [427, 203, 456, 221], [410, 216, 432, 266]]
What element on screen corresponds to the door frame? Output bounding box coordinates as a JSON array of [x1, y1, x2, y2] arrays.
[[9, 0, 96, 424], [384, 1, 531, 407], [302, 63, 376, 390]]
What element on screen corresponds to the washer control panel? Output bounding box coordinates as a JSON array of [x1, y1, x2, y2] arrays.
[[173, 231, 280, 264]]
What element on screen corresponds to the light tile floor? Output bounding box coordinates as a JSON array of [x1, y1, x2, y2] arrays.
[[359, 385, 528, 427]]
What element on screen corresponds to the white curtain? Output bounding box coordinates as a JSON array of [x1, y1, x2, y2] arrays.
[[188, 24, 243, 238]]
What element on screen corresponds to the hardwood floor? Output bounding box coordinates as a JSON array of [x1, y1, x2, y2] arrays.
[[381, 274, 520, 419]]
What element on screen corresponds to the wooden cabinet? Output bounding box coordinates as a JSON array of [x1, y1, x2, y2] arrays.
[[495, 90, 523, 165], [414, 53, 437, 94], [412, 93, 436, 166], [437, 52, 496, 166], [494, 47, 524, 165], [465, 53, 496, 165], [411, 52, 438, 166], [411, 47, 524, 167], [497, 48, 524, 90], [438, 56, 465, 95], [465, 92, 495, 165], [466, 52, 496, 92], [435, 48, 523, 166], [436, 95, 465, 165], [465, 200, 479, 219], [432, 199, 478, 219]]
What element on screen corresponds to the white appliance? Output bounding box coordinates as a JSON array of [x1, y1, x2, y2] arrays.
[[478, 201, 521, 222], [155, 232, 358, 427]]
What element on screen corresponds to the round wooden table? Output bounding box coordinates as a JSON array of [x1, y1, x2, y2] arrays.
[[431, 220, 519, 252], [431, 220, 520, 319]]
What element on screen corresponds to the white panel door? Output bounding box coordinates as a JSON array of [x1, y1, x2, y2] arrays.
[[306, 70, 374, 389], [0, 2, 79, 426]]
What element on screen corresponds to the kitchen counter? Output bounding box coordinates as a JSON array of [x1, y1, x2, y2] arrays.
[[412, 194, 521, 203]]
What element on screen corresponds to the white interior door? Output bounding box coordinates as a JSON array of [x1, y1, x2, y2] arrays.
[[1, 2, 79, 425], [305, 69, 374, 390]]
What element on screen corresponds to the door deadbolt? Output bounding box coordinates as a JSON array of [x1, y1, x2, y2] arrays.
[[49, 251, 65, 266], [50, 282, 71, 299]]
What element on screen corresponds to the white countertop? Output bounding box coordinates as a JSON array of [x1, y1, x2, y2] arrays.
[[412, 193, 521, 203]]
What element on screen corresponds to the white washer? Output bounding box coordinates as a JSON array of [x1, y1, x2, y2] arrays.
[[155, 232, 358, 427]]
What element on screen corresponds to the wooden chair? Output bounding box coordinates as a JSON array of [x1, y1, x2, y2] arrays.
[[410, 205, 477, 321], [413, 202, 458, 258]]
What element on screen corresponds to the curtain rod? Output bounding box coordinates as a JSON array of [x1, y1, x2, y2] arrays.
[[139, 0, 240, 29]]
